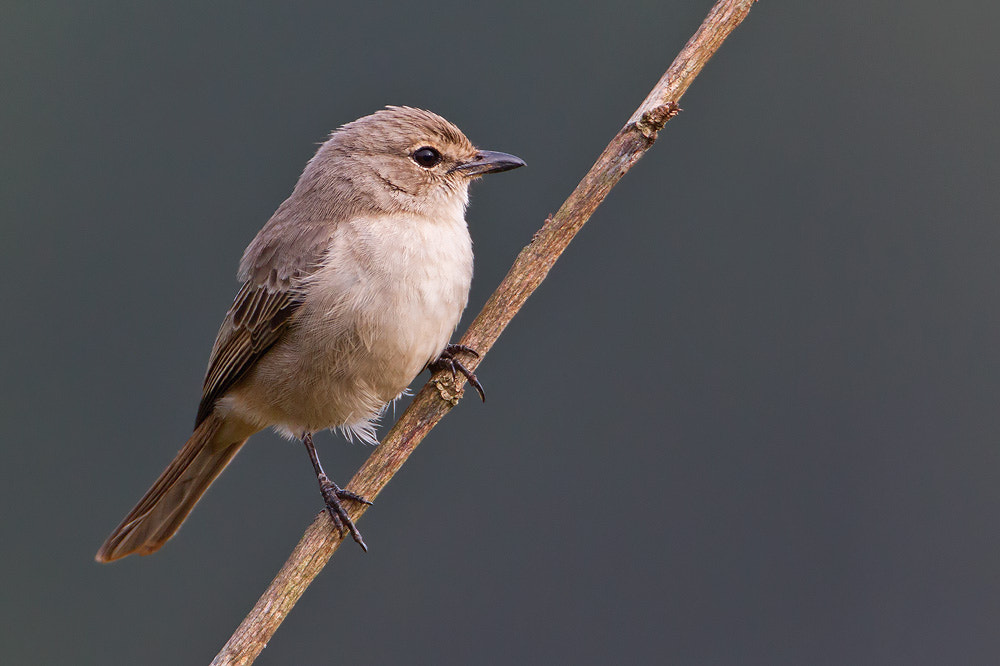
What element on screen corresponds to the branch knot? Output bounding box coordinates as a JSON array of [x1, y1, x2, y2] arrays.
[[635, 102, 681, 139], [432, 377, 463, 405]]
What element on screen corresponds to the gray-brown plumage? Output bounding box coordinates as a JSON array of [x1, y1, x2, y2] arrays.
[[96, 107, 523, 562]]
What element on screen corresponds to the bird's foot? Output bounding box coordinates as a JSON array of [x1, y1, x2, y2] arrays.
[[318, 473, 371, 552], [430, 344, 485, 402]]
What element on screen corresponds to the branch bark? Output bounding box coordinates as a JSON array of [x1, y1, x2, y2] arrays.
[[211, 1, 756, 663]]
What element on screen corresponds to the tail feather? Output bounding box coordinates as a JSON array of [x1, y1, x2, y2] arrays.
[[96, 413, 246, 562]]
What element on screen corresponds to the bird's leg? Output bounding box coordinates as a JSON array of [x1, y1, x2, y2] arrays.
[[301, 432, 371, 552], [429, 343, 486, 402]]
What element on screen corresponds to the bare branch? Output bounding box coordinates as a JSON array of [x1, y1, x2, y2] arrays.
[[211, 1, 757, 664]]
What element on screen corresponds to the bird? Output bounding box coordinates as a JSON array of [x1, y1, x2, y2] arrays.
[[95, 106, 524, 562]]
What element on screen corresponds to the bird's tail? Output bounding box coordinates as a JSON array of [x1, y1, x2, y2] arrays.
[[95, 413, 247, 562]]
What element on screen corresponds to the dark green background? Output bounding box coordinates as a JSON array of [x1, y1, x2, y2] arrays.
[[4, 1, 999, 664]]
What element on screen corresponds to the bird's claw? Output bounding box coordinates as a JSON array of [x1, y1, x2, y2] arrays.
[[431, 344, 486, 402], [318, 475, 370, 552]]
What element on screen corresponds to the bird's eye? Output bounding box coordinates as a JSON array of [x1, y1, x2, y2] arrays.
[[411, 147, 442, 168]]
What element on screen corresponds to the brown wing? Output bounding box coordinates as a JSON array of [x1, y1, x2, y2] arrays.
[[194, 281, 301, 426], [194, 156, 354, 426]]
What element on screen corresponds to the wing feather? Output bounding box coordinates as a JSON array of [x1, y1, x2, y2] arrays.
[[195, 282, 300, 427], [193, 154, 353, 427]]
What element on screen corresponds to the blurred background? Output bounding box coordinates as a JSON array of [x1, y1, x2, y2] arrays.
[[3, 1, 999, 663]]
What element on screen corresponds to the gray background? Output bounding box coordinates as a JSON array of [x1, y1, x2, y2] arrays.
[[4, 1, 999, 664]]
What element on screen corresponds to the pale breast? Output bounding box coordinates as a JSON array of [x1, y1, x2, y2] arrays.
[[328, 212, 474, 387], [228, 210, 474, 437]]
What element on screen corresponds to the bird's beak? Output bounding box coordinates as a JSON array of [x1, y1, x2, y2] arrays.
[[451, 150, 526, 177]]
